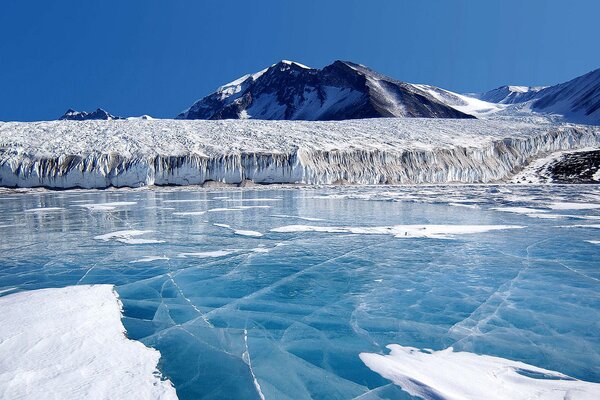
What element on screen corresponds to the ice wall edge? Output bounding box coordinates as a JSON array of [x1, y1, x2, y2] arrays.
[[1, 127, 598, 188]]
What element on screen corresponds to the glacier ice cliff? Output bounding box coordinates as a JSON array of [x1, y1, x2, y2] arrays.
[[0, 118, 598, 188]]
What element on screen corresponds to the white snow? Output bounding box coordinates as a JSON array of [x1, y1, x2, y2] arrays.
[[177, 250, 236, 258], [413, 84, 505, 117], [491, 207, 549, 214], [233, 229, 263, 237], [24, 207, 64, 213], [548, 202, 600, 210], [130, 256, 170, 263], [0, 118, 598, 188], [172, 210, 206, 216], [78, 201, 137, 211], [0, 285, 178, 400], [94, 230, 165, 244], [270, 224, 524, 239], [360, 345, 600, 400]]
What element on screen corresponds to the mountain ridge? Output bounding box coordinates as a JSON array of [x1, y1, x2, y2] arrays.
[[177, 60, 475, 121]]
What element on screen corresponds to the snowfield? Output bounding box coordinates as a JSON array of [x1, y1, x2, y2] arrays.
[[0, 285, 177, 400], [0, 118, 598, 188]]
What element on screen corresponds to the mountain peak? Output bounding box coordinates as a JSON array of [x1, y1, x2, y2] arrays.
[[59, 108, 123, 121], [276, 60, 311, 69], [177, 60, 474, 121]]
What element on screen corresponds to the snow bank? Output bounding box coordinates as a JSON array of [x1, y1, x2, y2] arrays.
[[0, 118, 598, 188], [360, 344, 600, 400], [0, 285, 177, 400]]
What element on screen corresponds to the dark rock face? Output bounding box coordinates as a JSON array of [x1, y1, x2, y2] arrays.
[[547, 150, 600, 184], [177, 60, 475, 121], [59, 108, 123, 121]]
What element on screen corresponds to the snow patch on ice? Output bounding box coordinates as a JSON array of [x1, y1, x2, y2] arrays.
[[178, 250, 237, 258], [130, 256, 170, 264], [270, 224, 524, 239], [94, 230, 165, 244], [491, 207, 549, 214], [548, 202, 600, 210], [24, 207, 64, 213], [360, 344, 600, 400], [0, 285, 178, 400], [234, 229, 263, 237], [78, 201, 137, 211]]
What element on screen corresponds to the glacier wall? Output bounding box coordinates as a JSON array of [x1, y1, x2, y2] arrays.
[[1, 125, 599, 188]]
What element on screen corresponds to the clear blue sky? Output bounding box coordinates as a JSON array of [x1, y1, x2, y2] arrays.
[[1, 0, 598, 121]]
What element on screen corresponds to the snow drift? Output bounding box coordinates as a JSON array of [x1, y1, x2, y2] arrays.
[[0, 118, 598, 188]]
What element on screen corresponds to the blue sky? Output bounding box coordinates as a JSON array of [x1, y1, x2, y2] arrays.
[[1, 0, 598, 121]]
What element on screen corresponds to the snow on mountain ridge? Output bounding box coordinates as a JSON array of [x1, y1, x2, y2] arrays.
[[59, 108, 123, 121], [177, 60, 474, 121], [465, 68, 600, 125]]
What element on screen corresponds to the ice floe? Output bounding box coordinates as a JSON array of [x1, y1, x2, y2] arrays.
[[0, 285, 177, 400], [360, 344, 600, 400]]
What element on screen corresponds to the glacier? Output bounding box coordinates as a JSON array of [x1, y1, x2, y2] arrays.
[[0, 118, 599, 189]]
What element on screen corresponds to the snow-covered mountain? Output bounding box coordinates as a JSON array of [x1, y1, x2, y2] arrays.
[[466, 86, 546, 104], [466, 68, 600, 125], [59, 108, 123, 121], [530, 68, 600, 125], [177, 60, 475, 121]]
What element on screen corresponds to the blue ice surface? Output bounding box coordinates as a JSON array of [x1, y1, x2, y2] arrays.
[[0, 185, 599, 400]]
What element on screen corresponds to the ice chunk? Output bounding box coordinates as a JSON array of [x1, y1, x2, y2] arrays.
[[0, 285, 177, 400], [360, 344, 600, 400]]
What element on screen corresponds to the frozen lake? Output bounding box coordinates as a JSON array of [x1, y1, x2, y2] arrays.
[[0, 185, 599, 399]]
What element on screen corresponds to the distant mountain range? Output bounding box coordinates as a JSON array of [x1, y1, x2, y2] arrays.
[[59, 108, 123, 121], [176, 61, 600, 125], [59, 61, 600, 125], [469, 68, 600, 124]]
